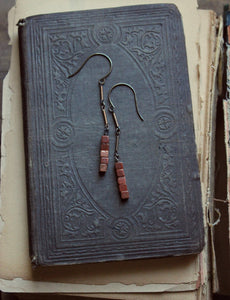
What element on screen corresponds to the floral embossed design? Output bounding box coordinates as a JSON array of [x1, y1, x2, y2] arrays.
[[112, 219, 131, 239], [64, 207, 86, 232], [56, 123, 73, 141], [156, 199, 177, 227], [64, 206, 104, 238], [149, 60, 169, 105], [52, 120, 74, 147], [60, 174, 74, 200], [52, 40, 73, 60], [57, 159, 105, 239], [141, 32, 161, 53], [121, 25, 162, 66], [50, 31, 92, 61], [153, 110, 176, 138], [120, 24, 170, 106], [136, 210, 159, 233], [137, 197, 178, 232], [135, 143, 179, 233], [96, 25, 115, 43], [136, 199, 179, 233], [83, 218, 104, 237], [158, 116, 173, 131], [159, 144, 177, 189], [49, 30, 95, 114]]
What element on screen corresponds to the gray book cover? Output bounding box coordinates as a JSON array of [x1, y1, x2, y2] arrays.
[[18, 4, 204, 266]]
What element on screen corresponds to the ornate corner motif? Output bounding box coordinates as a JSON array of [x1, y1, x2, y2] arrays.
[[136, 197, 178, 233], [48, 30, 95, 114], [56, 158, 105, 239], [64, 206, 104, 239], [135, 142, 180, 234], [120, 25, 162, 67], [120, 23, 171, 105], [155, 199, 178, 226]]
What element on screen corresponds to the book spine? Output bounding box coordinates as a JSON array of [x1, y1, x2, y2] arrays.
[[18, 19, 39, 265]]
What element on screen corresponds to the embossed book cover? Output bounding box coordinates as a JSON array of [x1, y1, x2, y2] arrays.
[[18, 4, 204, 266]]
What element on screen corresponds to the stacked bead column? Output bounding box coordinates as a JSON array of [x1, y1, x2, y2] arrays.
[[99, 135, 109, 173], [115, 162, 129, 200]]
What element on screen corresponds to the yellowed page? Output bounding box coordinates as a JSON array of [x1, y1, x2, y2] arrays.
[[0, 0, 217, 295], [16, 291, 198, 300]]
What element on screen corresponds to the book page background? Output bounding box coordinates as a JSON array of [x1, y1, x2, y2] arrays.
[[0, 0, 217, 294]]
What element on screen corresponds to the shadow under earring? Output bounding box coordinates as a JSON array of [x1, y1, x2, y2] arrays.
[[68, 53, 112, 174], [108, 83, 144, 200]]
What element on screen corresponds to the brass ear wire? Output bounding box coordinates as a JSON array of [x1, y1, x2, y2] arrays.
[[68, 53, 113, 174], [68, 53, 113, 83], [108, 83, 144, 122], [108, 83, 144, 200]]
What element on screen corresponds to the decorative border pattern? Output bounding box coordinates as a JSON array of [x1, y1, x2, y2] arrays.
[[25, 4, 203, 265]]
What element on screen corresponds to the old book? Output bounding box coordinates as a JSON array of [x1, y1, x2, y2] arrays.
[[17, 3, 204, 266], [218, 12, 230, 295], [0, 0, 219, 297]]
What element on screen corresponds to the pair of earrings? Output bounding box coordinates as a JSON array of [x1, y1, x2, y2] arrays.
[[68, 53, 144, 200]]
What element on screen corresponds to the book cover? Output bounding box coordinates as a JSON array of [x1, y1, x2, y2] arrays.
[[18, 4, 204, 266]]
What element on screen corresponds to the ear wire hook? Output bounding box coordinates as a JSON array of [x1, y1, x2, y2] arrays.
[[68, 53, 113, 85], [107, 83, 144, 200], [68, 53, 113, 174], [67, 52, 112, 135], [108, 83, 144, 121]]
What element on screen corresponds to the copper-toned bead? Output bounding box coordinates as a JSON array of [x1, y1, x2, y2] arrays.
[[116, 168, 125, 177], [101, 135, 109, 143], [119, 184, 128, 192], [121, 190, 129, 200], [100, 157, 109, 164], [117, 176, 126, 185], [101, 143, 109, 150], [100, 150, 109, 157], [100, 164, 108, 173], [115, 162, 124, 169]]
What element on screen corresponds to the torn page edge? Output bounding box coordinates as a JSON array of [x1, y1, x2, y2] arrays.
[[195, 11, 222, 299], [0, 278, 198, 293], [223, 101, 230, 254], [0, 0, 206, 286], [224, 18, 230, 221], [223, 101, 230, 202], [207, 15, 223, 294], [223, 10, 230, 246], [71, 293, 199, 300]]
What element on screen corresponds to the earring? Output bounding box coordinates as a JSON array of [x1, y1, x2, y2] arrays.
[[68, 53, 113, 174], [108, 83, 144, 200]]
